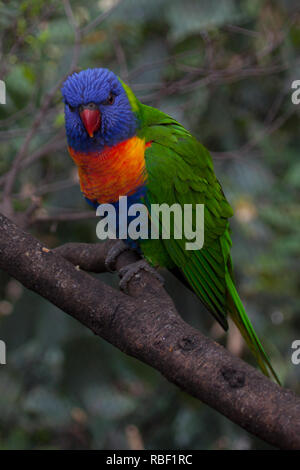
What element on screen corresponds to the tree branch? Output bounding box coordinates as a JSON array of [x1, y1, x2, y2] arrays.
[[0, 212, 299, 449]]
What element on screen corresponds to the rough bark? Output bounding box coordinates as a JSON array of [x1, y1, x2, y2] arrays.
[[0, 212, 299, 449]]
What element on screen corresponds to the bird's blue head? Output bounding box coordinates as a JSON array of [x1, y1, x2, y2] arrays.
[[61, 68, 139, 152]]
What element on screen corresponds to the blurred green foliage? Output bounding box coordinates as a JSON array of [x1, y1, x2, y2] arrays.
[[0, 0, 299, 450]]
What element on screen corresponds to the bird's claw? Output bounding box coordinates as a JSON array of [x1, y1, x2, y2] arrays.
[[119, 259, 164, 293], [105, 240, 131, 272]]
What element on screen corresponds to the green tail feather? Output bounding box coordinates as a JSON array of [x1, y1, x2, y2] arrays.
[[226, 271, 281, 385]]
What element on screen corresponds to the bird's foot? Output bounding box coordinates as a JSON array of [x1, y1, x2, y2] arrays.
[[119, 260, 164, 294], [105, 240, 131, 272]]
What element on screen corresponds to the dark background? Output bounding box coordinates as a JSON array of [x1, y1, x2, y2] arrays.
[[0, 0, 299, 450]]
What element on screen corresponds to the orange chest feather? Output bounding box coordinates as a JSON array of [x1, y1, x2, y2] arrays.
[[68, 137, 149, 204]]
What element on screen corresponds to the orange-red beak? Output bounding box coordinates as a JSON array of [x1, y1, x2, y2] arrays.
[[80, 108, 101, 138]]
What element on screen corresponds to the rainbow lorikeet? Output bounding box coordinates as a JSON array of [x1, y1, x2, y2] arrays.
[[62, 68, 280, 384]]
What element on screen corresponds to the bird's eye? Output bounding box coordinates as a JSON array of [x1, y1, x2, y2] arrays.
[[68, 103, 75, 112], [103, 92, 115, 105]]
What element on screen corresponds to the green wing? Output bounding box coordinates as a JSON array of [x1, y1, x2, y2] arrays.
[[137, 104, 280, 384]]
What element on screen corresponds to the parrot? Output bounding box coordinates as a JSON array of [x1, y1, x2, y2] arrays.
[[62, 67, 280, 384]]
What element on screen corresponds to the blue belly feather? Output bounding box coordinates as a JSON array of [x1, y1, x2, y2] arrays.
[[85, 185, 148, 249]]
